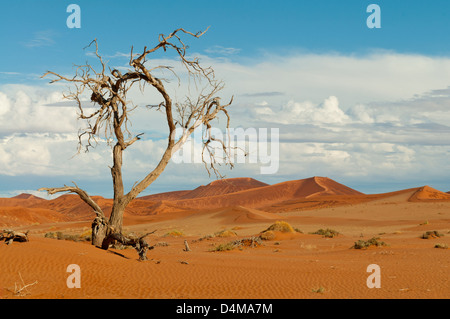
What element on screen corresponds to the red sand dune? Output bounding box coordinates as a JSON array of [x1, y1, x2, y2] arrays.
[[2, 177, 450, 225], [138, 190, 191, 201], [0, 206, 70, 227], [168, 176, 363, 211], [409, 185, 450, 201], [12, 193, 44, 200], [28, 194, 107, 221], [0, 194, 45, 208], [178, 177, 269, 199]]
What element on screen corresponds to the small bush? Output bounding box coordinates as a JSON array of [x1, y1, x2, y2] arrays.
[[434, 243, 448, 249], [353, 237, 387, 249], [294, 228, 303, 234], [215, 230, 238, 238], [421, 231, 444, 239], [44, 232, 57, 239], [211, 242, 237, 252], [312, 287, 325, 294], [259, 230, 276, 241], [44, 231, 89, 242], [155, 242, 170, 247], [311, 228, 340, 238], [210, 237, 263, 252], [263, 221, 295, 233], [164, 229, 184, 237]]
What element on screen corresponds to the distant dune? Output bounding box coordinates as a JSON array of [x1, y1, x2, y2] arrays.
[[169, 176, 363, 211], [1, 176, 450, 226], [409, 185, 450, 201], [138, 190, 191, 202], [178, 177, 269, 199]]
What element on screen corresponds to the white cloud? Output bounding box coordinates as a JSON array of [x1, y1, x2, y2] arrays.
[[23, 30, 56, 48], [0, 85, 78, 134], [205, 45, 241, 55], [253, 96, 349, 125]]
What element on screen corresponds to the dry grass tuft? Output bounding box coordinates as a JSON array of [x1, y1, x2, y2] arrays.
[[352, 237, 387, 249], [263, 221, 295, 233], [310, 228, 340, 238], [164, 229, 184, 237], [421, 231, 444, 239]]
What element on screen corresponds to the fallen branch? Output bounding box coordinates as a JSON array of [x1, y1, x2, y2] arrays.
[[1, 229, 29, 245]]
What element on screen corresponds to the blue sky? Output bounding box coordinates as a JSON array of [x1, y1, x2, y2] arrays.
[[2, 0, 450, 77], [1, 0, 450, 198]]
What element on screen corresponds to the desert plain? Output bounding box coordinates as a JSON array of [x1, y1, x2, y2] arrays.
[[0, 176, 449, 299]]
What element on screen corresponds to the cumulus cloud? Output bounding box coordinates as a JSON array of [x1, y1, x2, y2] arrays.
[[0, 85, 78, 134], [252, 96, 349, 125]]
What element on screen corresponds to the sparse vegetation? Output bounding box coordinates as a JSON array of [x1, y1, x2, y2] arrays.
[[352, 237, 387, 249], [215, 229, 237, 238], [210, 237, 263, 252], [259, 230, 276, 241], [164, 229, 184, 237], [44, 231, 90, 242], [194, 229, 237, 242], [155, 242, 170, 247], [312, 287, 325, 294], [421, 231, 444, 239], [434, 243, 448, 249], [263, 221, 295, 233], [259, 221, 297, 240], [311, 228, 340, 238], [211, 242, 237, 252]]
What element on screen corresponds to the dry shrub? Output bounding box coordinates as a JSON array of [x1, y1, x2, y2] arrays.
[[263, 221, 295, 233], [215, 230, 238, 238], [210, 237, 263, 252], [164, 229, 184, 237], [421, 231, 444, 239], [311, 228, 340, 238], [260, 230, 276, 241], [353, 237, 387, 249]]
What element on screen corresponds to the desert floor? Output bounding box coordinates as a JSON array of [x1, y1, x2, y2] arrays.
[[1, 192, 449, 299]]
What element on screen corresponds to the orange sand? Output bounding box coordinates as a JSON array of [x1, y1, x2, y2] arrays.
[[0, 177, 449, 299]]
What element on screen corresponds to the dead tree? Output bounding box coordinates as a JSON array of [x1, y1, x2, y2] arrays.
[[39, 28, 234, 260], [1, 230, 29, 245]]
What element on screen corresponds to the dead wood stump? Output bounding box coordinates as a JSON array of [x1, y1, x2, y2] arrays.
[[1, 230, 29, 245]]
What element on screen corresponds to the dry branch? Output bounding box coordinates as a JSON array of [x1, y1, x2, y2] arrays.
[[1, 230, 29, 245]]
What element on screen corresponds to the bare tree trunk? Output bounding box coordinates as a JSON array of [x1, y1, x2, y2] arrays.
[[107, 142, 125, 236], [91, 215, 108, 247]]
